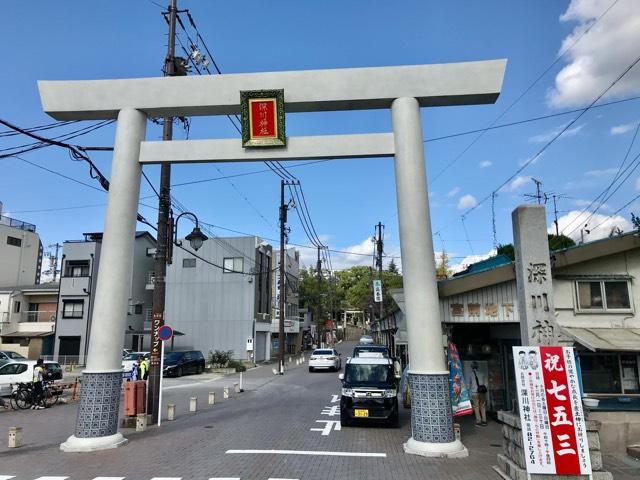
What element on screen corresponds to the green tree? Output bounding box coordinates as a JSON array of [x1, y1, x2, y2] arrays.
[[496, 234, 576, 262], [435, 251, 451, 279]]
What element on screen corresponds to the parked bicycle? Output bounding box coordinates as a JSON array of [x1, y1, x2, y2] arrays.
[[9, 380, 62, 410]]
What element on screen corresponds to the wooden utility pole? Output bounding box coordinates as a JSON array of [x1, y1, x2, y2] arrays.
[[148, 0, 177, 424], [278, 180, 287, 374]]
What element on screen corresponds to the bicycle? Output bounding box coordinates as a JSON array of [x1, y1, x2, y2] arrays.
[[9, 380, 61, 410]]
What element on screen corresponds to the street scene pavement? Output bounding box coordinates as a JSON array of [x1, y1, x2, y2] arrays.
[[1, 341, 639, 480]]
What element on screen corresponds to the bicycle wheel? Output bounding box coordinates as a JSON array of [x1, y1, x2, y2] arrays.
[[14, 388, 32, 410], [44, 388, 60, 408]]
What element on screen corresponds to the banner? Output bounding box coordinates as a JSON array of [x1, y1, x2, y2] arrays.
[[373, 279, 383, 303], [513, 346, 591, 475], [448, 343, 473, 417]]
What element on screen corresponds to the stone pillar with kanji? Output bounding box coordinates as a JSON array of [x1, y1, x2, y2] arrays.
[[512, 204, 557, 346]]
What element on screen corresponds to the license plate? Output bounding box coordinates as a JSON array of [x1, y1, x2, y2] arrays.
[[354, 409, 369, 418]]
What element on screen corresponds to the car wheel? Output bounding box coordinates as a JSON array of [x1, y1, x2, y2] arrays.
[[340, 410, 352, 427], [308, 367, 313, 372], [176, 366, 183, 378]]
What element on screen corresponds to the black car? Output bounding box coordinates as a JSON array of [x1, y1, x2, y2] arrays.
[[339, 357, 399, 427], [352, 344, 391, 358], [163, 350, 205, 377]]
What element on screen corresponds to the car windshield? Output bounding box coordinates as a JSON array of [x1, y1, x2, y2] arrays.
[[344, 364, 394, 386], [164, 352, 184, 362], [4, 351, 26, 359], [123, 353, 144, 361], [314, 350, 333, 356]]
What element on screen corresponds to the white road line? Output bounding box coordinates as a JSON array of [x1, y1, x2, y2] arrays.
[[225, 449, 386, 458], [163, 376, 223, 391], [0, 476, 15, 480]]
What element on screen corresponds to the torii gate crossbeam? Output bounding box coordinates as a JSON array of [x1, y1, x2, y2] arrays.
[[38, 60, 506, 456]]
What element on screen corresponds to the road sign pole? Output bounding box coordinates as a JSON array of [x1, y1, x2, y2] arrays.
[[158, 340, 165, 427]]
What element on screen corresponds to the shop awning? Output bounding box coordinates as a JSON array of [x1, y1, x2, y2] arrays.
[[562, 327, 640, 352]]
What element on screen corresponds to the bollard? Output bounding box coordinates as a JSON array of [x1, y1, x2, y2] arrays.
[[167, 403, 176, 421], [136, 413, 148, 432], [223, 387, 230, 399], [453, 423, 461, 441], [8, 427, 22, 448], [289, 356, 292, 363], [239, 372, 243, 392], [234, 382, 240, 394], [272, 368, 278, 375], [189, 397, 197, 412], [208, 392, 215, 405]]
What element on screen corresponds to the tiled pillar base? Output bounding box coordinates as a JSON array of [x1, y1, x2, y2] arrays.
[[60, 371, 127, 452], [403, 372, 468, 458]]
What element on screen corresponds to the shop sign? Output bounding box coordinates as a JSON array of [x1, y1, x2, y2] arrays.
[[240, 89, 286, 147], [372, 279, 383, 303], [513, 346, 591, 476]]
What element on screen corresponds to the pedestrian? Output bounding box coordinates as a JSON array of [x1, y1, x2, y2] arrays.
[[31, 359, 46, 410], [130, 360, 139, 381], [138, 357, 149, 380], [470, 362, 488, 426]]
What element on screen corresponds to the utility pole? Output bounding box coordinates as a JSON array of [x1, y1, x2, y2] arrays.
[[374, 222, 384, 320], [316, 246, 323, 345], [148, 0, 177, 424], [47, 243, 62, 282], [278, 180, 287, 374], [552, 194, 559, 236]]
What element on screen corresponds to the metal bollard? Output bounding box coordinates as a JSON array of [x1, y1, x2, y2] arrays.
[[8, 427, 22, 448], [136, 413, 148, 432], [234, 382, 240, 394], [189, 397, 197, 412], [223, 387, 230, 399], [453, 423, 461, 441], [167, 404, 175, 421], [208, 392, 215, 405]]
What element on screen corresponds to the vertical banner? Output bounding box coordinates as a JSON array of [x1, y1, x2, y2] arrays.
[[513, 346, 591, 475], [448, 343, 472, 417], [373, 279, 383, 303]]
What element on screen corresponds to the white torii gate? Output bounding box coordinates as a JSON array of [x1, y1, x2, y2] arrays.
[[38, 60, 506, 455]]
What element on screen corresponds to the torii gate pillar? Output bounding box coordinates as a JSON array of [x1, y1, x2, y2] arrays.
[[39, 60, 506, 456]]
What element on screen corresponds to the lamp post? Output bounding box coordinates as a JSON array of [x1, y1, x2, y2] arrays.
[[173, 212, 208, 251]]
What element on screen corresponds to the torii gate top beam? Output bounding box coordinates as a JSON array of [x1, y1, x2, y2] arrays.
[[38, 60, 506, 120]]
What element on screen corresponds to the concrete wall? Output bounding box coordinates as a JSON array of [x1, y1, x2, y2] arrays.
[[589, 411, 640, 455], [165, 236, 263, 360], [0, 224, 42, 287]]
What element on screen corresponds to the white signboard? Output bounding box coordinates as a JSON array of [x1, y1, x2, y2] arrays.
[[513, 346, 591, 476], [373, 279, 383, 303], [246, 337, 254, 351]]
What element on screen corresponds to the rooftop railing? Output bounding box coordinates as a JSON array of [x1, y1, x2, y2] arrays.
[[0, 214, 36, 232]]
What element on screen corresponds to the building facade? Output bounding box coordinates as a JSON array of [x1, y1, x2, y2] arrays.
[[271, 248, 301, 357], [0, 213, 43, 287], [0, 283, 59, 358], [165, 236, 272, 362], [53, 231, 156, 363]]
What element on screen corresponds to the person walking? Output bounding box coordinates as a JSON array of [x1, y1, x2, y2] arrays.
[[470, 362, 488, 426], [139, 357, 149, 381], [130, 359, 139, 381], [31, 359, 46, 410]]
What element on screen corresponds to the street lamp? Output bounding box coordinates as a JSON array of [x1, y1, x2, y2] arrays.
[[173, 212, 208, 251]]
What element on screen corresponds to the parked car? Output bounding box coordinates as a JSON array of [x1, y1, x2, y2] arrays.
[[338, 356, 400, 427], [0, 350, 27, 361], [163, 350, 205, 377], [122, 352, 149, 375], [358, 335, 374, 345], [0, 360, 63, 396], [309, 348, 341, 372], [352, 344, 390, 358]]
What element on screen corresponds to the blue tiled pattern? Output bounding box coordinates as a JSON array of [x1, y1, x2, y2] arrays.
[[409, 373, 454, 443], [74, 372, 122, 438]]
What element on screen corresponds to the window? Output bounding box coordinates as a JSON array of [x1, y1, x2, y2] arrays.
[[134, 304, 143, 315], [182, 258, 196, 268], [65, 260, 90, 277], [6, 236, 22, 247], [576, 280, 631, 311], [62, 300, 84, 318], [146, 308, 153, 322], [13, 301, 21, 313], [223, 257, 244, 273], [0, 363, 28, 375], [579, 353, 640, 394]]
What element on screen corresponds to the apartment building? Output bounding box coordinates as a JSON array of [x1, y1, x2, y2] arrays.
[[0, 213, 43, 287]]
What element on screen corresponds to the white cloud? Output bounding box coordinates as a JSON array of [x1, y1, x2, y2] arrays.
[[479, 160, 493, 168], [450, 249, 497, 274], [299, 236, 402, 271], [551, 210, 633, 242], [636, 177, 640, 191], [528, 123, 585, 143], [584, 168, 618, 177], [457, 194, 477, 210], [573, 198, 611, 212], [447, 186, 461, 197], [548, 0, 640, 108], [611, 121, 637, 135], [501, 175, 531, 192]]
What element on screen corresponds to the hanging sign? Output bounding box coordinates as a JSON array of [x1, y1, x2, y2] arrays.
[[513, 346, 591, 476], [240, 89, 286, 147], [448, 343, 472, 417], [373, 279, 383, 303]]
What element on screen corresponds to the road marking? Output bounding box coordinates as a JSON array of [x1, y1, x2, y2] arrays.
[[321, 405, 340, 416], [0, 476, 15, 480], [225, 449, 386, 458], [310, 419, 341, 436], [330, 394, 339, 403], [163, 375, 223, 391]]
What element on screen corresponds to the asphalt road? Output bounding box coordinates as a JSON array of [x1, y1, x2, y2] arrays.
[[1, 341, 638, 480]]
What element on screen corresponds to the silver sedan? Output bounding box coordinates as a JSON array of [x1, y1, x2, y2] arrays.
[[309, 348, 341, 372]]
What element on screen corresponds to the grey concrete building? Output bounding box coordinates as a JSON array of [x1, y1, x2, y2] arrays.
[[0, 212, 43, 287], [165, 236, 272, 362], [53, 231, 156, 363]]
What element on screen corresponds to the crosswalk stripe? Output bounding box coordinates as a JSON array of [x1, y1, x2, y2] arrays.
[[0, 476, 15, 480]]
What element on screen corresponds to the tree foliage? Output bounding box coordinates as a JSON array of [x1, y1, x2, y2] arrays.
[[497, 234, 576, 261]]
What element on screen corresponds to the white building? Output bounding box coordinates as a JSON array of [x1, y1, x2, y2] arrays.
[[0, 212, 43, 287]]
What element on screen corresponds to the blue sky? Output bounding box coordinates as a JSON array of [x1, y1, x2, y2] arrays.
[[1, 0, 639, 272]]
